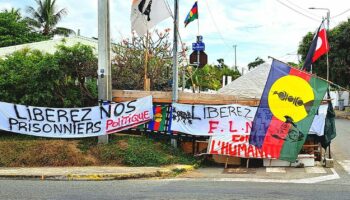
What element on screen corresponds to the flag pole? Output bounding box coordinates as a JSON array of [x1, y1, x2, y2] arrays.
[[326, 12, 330, 81], [197, 1, 199, 36], [310, 64, 313, 73]]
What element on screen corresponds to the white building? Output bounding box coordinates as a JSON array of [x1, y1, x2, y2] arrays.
[[0, 35, 98, 58]]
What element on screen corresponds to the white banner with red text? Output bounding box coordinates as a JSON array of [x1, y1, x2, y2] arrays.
[[0, 96, 153, 138], [207, 134, 272, 158]]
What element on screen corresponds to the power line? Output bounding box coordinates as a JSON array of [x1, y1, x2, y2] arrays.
[[284, 0, 322, 18], [204, 0, 231, 50], [203, 0, 237, 66], [332, 8, 350, 19], [275, 0, 319, 22]]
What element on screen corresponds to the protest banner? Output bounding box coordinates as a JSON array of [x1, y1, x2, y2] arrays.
[[0, 96, 153, 138], [208, 134, 271, 158], [171, 103, 257, 136], [104, 96, 153, 133]]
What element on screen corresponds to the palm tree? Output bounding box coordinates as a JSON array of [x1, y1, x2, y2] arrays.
[[26, 0, 75, 37], [3, 8, 21, 15]]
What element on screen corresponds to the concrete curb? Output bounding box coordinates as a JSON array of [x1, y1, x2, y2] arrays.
[[0, 165, 195, 181]]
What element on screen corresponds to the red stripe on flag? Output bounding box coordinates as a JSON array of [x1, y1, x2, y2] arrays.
[[192, 7, 198, 14], [261, 116, 291, 159], [289, 67, 311, 82], [153, 106, 162, 131]]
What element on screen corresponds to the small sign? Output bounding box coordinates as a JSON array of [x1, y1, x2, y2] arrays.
[[192, 42, 205, 51], [190, 51, 208, 68], [197, 35, 203, 43]]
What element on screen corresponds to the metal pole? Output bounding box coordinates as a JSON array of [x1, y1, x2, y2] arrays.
[[172, 0, 179, 103], [326, 10, 331, 159], [171, 0, 179, 148], [97, 0, 111, 144], [182, 67, 185, 91], [326, 10, 330, 81]]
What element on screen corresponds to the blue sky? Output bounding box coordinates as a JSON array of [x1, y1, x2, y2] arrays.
[[1, 0, 349, 72]]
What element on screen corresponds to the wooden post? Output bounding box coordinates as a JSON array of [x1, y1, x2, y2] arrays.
[[144, 33, 151, 91]]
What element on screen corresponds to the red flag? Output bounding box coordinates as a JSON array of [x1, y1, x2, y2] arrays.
[[302, 20, 330, 72], [312, 22, 329, 62]]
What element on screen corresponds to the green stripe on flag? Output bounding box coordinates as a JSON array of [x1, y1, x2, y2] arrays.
[[158, 106, 167, 131]]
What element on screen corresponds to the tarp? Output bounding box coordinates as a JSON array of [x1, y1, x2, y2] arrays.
[[218, 62, 271, 99]]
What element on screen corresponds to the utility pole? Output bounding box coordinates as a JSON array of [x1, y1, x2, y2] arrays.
[[97, 0, 111, 144], [171, 0, 179, 148], [172, 0, 179, 103]]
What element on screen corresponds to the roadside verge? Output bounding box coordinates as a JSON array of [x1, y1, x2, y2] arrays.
[[0, 165, 195, 181]]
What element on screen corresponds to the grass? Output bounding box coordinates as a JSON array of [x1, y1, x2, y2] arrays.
[[0, 131, 198, 167]]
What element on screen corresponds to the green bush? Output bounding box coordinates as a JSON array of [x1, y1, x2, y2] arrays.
[[0, 44, 98, 107]]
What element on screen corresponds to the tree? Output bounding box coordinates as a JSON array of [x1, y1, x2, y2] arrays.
[[0, 10, 48, 47], [298, 19, 350, 88], [26, 0, 75, 37], [248, 57, 265, 70], [0, 44, 97, 107], [112, 29, 187, 91], [188, 64, 241, 91], [3, 8, 21, 17]]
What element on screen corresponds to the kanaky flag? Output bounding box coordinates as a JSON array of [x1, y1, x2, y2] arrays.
[[148, 105, 168, 131], [302, 20, 330, 72], [249, 59, 328, 162], [184, 1, 198, 27], [131, 0, 171, 36]]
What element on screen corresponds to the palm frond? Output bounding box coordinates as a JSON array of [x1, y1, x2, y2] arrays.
[[52, 27, 76, 37]]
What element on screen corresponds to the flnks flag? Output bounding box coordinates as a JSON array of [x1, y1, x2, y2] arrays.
[[302, 20, 330, 72], [148, 105, 168, 131], [184, 1, 198, 27], [131, 0, 171, 36], [249, 60, 328, 162]]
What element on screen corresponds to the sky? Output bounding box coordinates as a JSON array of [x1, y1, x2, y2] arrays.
[[1, 0, 350, 72]]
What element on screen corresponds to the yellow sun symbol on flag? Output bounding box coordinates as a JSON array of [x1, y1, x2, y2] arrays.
[[268, 75, 314, 123], [154, 113, 162, 122]]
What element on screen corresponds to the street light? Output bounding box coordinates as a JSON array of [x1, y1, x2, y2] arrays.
[[309, 7, 330, 29], [309, 7, 330, 81]]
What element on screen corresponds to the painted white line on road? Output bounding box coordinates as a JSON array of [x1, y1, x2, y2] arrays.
[[266, 167, 286, 173], [338, 160, 350, 174], [159, 168, 340, 184]]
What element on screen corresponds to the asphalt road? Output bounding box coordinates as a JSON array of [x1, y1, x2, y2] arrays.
[[1, 179, 350, 200], [331, 119, 350, 161], [0, 119, 349, 200]]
